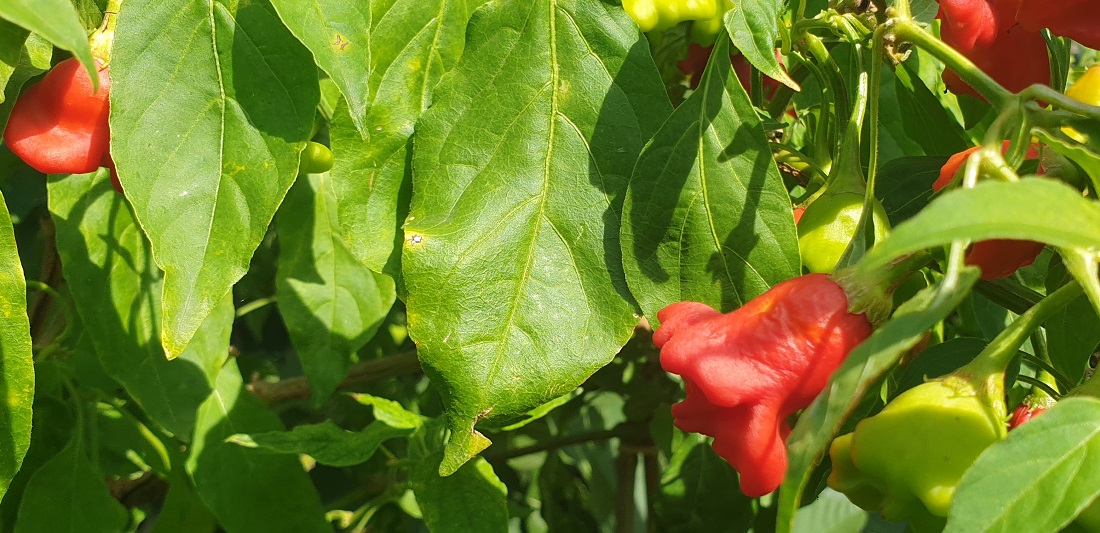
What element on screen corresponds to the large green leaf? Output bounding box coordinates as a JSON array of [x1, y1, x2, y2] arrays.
[[267, 0, 370, 133], [110, 0, 319, 358], [48, 169, 229, 437], [1044, 293, 1100, 386], [186, 360, 329, 533], [13, 430, 127, 532], [276, 173, 396, 402], [777, 271, 981, 533], [622, 36, 799, 322], [404, 0, 670, 474], [945, 397, 1100, 532], [0, 191, 32, 502], [0, 0, 94, 80], [330, 0, 483, 279]]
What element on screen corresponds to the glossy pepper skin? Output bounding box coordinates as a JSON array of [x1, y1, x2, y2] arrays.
[[622, 0, 722, 33], [654, 274, 872, 497], [935, 141, 1045, 280], [4, 57, 111, 174], [298, 142, 334, 174], [935, 0, 1050, 99], [797, 191, 890, 274], [1016, 0, 1100, 50], [828, 378, 1007, 524]]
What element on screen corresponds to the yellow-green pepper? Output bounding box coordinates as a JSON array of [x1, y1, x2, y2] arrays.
[[299, 141, 334, 174], [797, 190, 890, 274], [827, 377, 1007, 528], [622, 0, 723, 33]]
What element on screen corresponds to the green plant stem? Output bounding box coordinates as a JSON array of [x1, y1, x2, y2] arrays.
[[1017, 375, 1061, 400], [890, 19, 1012, 107], [803, 34, 850, 123], [967, 281, 1084, 378], [890, 0, 911, 19], [483, 424, 641, 461]]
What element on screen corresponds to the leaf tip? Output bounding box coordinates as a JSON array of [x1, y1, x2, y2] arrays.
[[439, 418, 492, 476]]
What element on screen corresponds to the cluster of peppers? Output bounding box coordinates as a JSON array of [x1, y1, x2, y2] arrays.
[[2, 11, 334, 194], [639, 0, 1100, 520], [936, 0, 1100, 99]]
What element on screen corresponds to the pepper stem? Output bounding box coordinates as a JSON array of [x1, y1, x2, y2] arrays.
[[958, 280, 1083, 413], [89, 0, 123, 64]]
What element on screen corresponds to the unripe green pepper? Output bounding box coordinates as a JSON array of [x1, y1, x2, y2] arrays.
[[298, 141, 334, 174], [622, 0, 722, 33], [828, 376, 1006, 525], [797, 191, 890, 274]]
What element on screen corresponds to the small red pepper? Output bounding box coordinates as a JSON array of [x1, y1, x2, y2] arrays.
[[934, 141, 1044, 280], [1015, 0, 1100, 50], [4, 57, 112, 175], [935, 0, 1050, 99], [654, 273, 871, 497]]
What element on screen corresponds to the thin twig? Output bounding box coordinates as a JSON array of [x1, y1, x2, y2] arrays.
[[247, 351, 421, 405]]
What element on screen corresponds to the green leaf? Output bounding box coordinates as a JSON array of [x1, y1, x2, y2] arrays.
[[409, 419, 509, 533], [228, 419, 412, 467], [110, 0, 319, 358], [537, 452, 601, 531], [0, 389, 73, 530], [0, 33, 50, 130], [0, 21, 28, 99], [330, 0, 482, 279], [859, 179, 1100, 274], [891, 61, 970, 156], [876, 156, 943, 225], [1034, 130, 1100, 196], [723, 0, 797, 90], [893, 337, 985, 395], [622, 36, 799, 322], [1043, 293, 1100, 386], [404, 0, 670, 474], [651, 433, 754, 532], [349, 392, 425, 429], [150, 464, 218, 533], [0, 190, 32, 502], [276, 173, 396, 403], [13, 432, 128, 532], [267, 0, 370, 133], [48, 169, 230, 437], [0, 0, 94, 81], [945, 397, 1100, 532], [777, 271, 981, 533], [792, 489, 868, 533], [186, 360, 330, 533]]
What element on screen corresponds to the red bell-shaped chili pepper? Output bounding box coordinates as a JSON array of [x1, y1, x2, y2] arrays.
[[935, 0, 1050, 99], [4, 57, 112, 175], [1016, 0, 1100, 50], [654, 273, 872, 497], [934, 141, 1045, 280]]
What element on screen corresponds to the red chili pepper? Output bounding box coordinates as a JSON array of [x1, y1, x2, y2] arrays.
[[935, 0, 1050, 99], [793, 206, 805, 224], [653, 273, 871, 497], [1007, 403, 1047, 430], [4, 57, 112, 175], [1016, 0, 1100, 50], [934, 141, 1044, 279]]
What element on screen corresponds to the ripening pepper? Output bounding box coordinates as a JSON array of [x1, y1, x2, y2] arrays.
[[1062, 65, 1100, 144], [622, 0, 723, 33], [797, 190, 890, 274], [655, 273, 872, 497], [4, 57, 112, 174], [934, 141, 1045, 280], [828, 376, 1007, 524], [1016, 0, 1100, 50], [935, 0, 1050, 99]]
